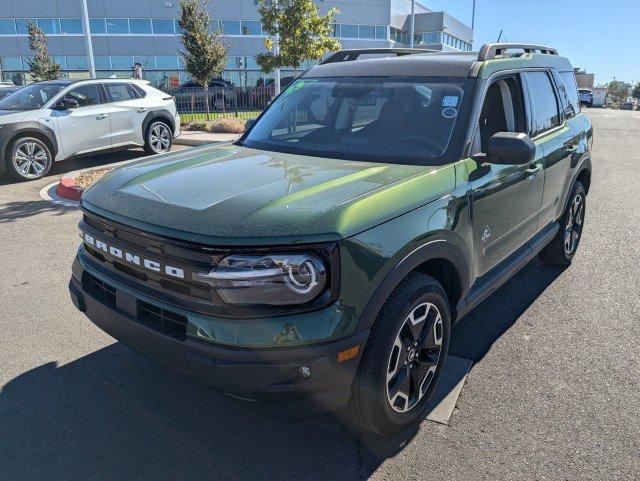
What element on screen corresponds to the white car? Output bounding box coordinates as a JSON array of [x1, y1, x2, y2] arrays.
[[0, 78, 181, 181]]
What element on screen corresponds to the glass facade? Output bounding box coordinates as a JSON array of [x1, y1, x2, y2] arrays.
[[0, 10, 472, 89]]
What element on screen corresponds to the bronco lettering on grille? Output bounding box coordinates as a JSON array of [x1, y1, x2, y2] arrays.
[[83, 233, 185, 279]]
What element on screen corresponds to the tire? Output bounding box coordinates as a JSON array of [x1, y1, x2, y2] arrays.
[[350, 272, 451, 435], [5, 136, 53, 181], [144, 120, 173, 155], [539, 181, 586, 267]]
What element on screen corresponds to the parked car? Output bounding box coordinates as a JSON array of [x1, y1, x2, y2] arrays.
[[171, 79, 236, 111], [70, 44, 592, 435], [0, 84, 21, 100], [0, 79, 180, 181], [578, 88, 594, 107], [620, 98, 635, 110]]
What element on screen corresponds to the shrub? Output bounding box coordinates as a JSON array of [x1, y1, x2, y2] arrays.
[[182, 117, 245, 134], [207, 117, 246, 134]]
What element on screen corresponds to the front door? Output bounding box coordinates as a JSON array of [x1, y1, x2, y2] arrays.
[[468, 74, 544, 276], [52, 83, 111, 157]]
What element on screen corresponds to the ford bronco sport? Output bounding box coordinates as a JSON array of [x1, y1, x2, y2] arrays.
[[69, 44, 593, 435]]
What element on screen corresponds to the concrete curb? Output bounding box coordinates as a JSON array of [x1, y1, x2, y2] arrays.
[[173, 136, 212, 147], [55, 171, 84, 201]]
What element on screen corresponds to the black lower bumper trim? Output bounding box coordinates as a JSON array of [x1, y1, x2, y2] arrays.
[[69, 275, 368, 419]]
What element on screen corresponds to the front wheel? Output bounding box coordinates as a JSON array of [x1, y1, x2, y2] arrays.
[[144, 121, 173, 155], [539, 181, 586, 266], [6, 137, 53, 181], [350, 272, 451, 435]]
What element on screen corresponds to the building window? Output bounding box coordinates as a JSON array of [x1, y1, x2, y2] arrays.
[[152, 19, 175, 34], [106, 19, 129, 34], [375, 25, 387, 40], [67, 56, 89, 70], [221, 20, 240, 35], [133, 56, 155, 69], [37, 19, 61, 34], [340, 24, 358, 38], [60, 19, 83, 34], [110, 56, 133, 70], [0, 20, 17, 35], [94, 56, 111, 70], [1, 57, 23, 70], [241, 20, 262, 35], [129, 19, 152, 34], [89, 19, 106, 34], [358, 25, 375, 39], [53, 56, 68, 68], [156, 56, 179, 69], [15, 20, 29, 35]]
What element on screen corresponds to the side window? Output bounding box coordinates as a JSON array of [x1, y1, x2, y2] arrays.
[[104, 83, 139, 102], [525, 71, 561, 137], [558, 71, 580, 117], [65, 84, 102, 107], [477, 75, 527, 153]]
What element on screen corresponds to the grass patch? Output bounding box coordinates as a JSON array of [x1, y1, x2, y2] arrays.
[[180, 111, 262, 122]]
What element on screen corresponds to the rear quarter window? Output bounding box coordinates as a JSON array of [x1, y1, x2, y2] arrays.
[[558, 71, 580, 117]]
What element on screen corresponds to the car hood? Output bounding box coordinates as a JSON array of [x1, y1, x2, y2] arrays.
[[82, 144, 456, 246], [0, 110, 31, 123]]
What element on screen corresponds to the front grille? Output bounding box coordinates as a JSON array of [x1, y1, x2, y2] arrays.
[[83, 272, 116, 308], [137, 300, 187, 340], [82, 271, 187, 341], [81, 212, 222, 303]]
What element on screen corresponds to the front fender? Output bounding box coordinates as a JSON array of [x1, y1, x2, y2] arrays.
[[0, 121, 59, 171]]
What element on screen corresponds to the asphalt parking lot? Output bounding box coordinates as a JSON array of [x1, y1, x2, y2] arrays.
[[1, 111, 639, 480]]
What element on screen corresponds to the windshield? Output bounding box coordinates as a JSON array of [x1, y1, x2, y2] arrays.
[[243, 76, 469, 164], [0, 83, 67, 111]]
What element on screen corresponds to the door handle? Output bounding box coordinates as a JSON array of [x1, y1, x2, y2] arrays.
[[96, 114, 108, 120], [137, 108, 147, 113], [564, 143, 578, 156], [525, 163, 542, 179]]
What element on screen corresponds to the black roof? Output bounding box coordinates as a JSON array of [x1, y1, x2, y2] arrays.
[[305, 52, 479, 79]]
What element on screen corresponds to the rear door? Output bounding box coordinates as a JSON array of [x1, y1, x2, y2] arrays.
[[103, 83, 147, 147], [523, 70, 579, 227], [53, 83, 111, 157]]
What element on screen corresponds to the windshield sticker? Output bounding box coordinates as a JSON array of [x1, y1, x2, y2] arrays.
[[442, 96, 459, 107], [442, 108, 458, 119], [282, 79, 317, 97]]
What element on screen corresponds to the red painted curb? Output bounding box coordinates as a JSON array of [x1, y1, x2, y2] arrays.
[[55, 172, 84, 201]]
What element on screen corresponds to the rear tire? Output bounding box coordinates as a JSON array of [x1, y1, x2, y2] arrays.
[[350, 272, 451, 435], [539, 181, 586, 267], [144, 120, 173, 155], [5, 136, 53, 181]]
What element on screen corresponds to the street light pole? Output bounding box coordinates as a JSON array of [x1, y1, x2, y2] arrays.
[[81, 0, 96, 78], [273, 0, 281, 95], [409, 0, 416, 48]]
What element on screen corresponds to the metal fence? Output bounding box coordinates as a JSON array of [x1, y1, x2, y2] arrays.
[[168, 85, 273, 121]]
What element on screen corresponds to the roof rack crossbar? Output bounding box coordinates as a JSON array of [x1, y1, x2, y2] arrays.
[[478, 43, 558, 61], [320, 48, 435, 65]]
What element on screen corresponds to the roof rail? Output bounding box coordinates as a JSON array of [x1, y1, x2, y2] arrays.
[[320, 48, 434, 65], [478, 43, 558, 61]]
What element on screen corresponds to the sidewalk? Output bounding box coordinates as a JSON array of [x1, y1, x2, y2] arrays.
[[174, 131, 240, 146]]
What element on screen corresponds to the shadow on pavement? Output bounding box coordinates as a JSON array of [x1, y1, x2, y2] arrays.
[[0, 259, 564, 480], [0, 199, 76, 223]]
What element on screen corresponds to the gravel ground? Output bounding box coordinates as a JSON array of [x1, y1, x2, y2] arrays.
[[0, 113, 638, 480], [74, 168, 113, 188]]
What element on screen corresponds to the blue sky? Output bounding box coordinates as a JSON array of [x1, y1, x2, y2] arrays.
[[425, 0, 640, 86]]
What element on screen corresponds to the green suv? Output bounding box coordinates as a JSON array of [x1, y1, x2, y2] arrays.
[[69, 44, 593, 435]]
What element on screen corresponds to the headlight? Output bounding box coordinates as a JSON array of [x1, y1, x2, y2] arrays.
[[192, 253, 327, 306]]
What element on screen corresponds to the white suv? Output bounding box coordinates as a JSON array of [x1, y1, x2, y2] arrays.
[[0, 78, 181, 181]]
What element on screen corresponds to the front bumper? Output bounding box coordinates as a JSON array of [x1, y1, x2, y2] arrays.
[[69, 259, 368, 419]]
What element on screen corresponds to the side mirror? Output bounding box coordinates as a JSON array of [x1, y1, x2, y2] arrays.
[[477, 132, 535, 165], [245, 118, 256, 130], [54, 97, 79, 110]]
